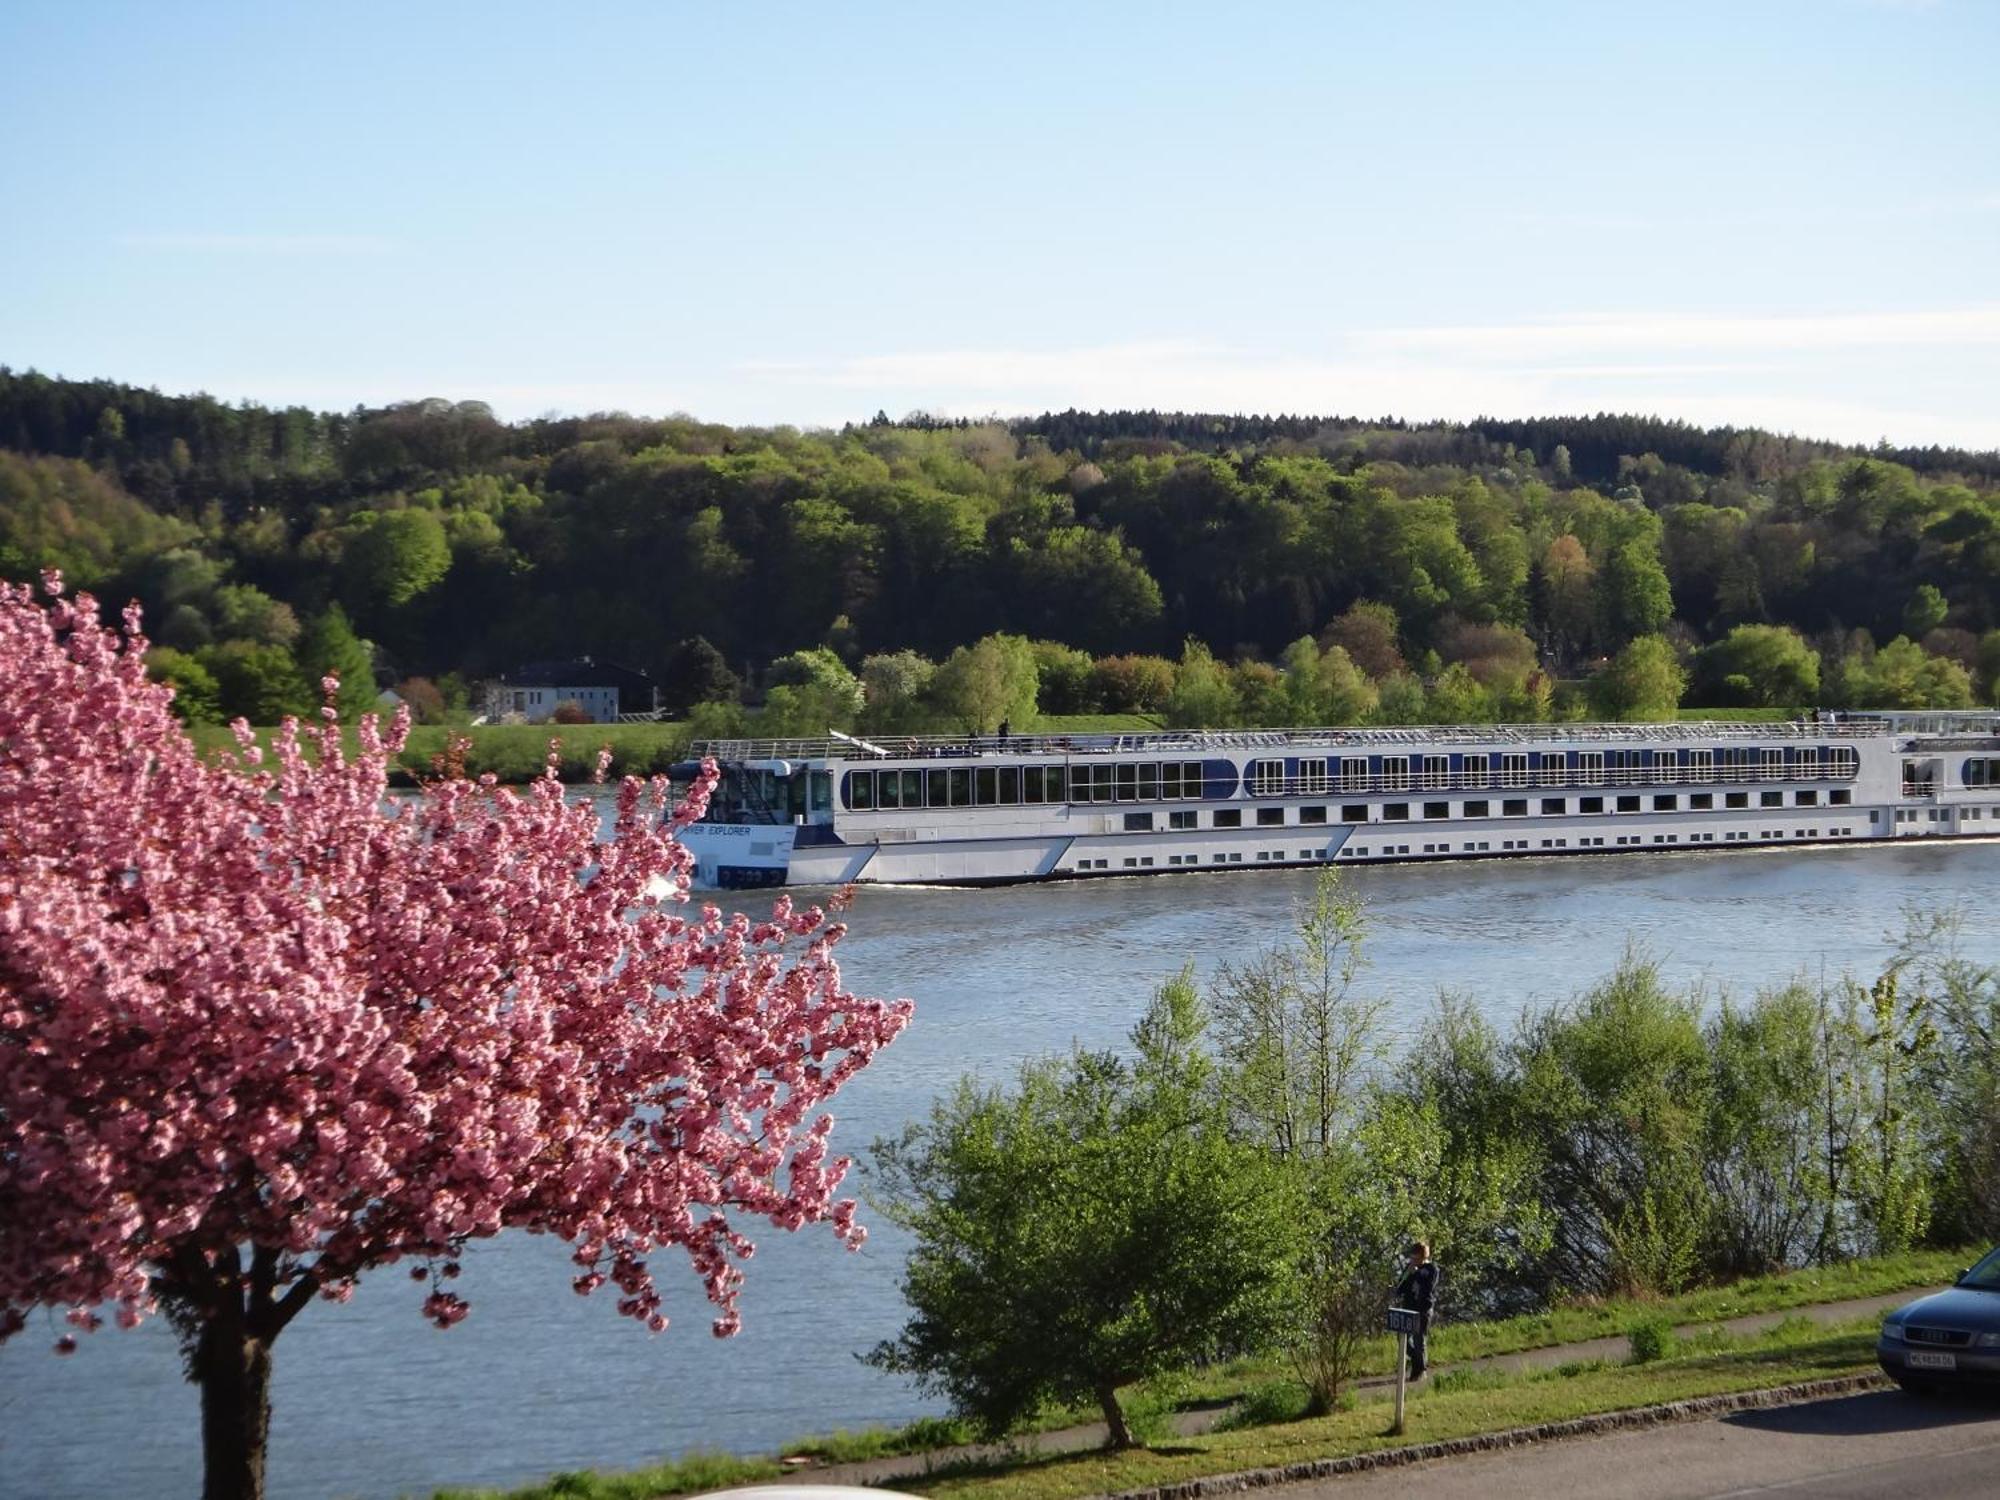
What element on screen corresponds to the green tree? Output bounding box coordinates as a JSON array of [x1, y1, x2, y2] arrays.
[[1591, 635, 1685, 721], [199, 641, 313, 724], [1030, 640, 1097, 714], [929, 633, 1038, 734], [144, 646, 223, 725], [211, 584, 300, 648], [1163, 639, 1239, 728], [765, 647, 864, 714], [867, 972, 1294, 1448], [1090, 654, 1176, 714], [1599, 538, 1674, 644], [340, 508, 452, 610], [1426, 662, 1491, 722], [1855, 637, 1975, 709], [659, 636, 740, 716], [1698, 625, 1821, 708], [858, 649, 939, 733], [297, 605, 377, 721], [1903, 584, 1949, 640]]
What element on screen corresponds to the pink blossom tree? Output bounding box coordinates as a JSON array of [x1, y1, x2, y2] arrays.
[[0, 575, 912, 1500]]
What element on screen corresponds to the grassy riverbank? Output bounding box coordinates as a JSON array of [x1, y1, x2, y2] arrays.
[[185, 714, 1170, 785], [419, 1249, 1956, 1500]]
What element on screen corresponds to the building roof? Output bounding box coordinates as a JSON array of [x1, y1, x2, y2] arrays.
[[499, 656, 654, 690]]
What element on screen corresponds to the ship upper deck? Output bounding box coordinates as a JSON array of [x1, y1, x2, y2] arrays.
[[690, 712, 2000, 765]]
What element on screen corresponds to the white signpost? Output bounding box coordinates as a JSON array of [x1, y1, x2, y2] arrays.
[[1386, 1306, 1422, 1434]]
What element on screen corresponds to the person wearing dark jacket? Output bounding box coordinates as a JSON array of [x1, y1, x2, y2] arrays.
[[1395, 1240, 1439, 1379]]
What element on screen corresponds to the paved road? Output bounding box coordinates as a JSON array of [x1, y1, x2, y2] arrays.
[[1268, 1388, 2000, 1499]]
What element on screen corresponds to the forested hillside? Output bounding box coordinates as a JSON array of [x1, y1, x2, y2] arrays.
[[3, 367, 1997, 731]]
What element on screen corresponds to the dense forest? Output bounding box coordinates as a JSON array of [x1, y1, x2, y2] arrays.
[[3, 366, 1997, 731]]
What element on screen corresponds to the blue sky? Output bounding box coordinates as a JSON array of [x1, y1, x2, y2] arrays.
[[4, 1, 1997, 447]]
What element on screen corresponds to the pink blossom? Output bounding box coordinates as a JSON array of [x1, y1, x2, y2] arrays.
[[0, 577, 912, 1358]]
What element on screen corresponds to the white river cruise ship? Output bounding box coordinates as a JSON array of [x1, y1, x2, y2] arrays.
[[672, 712, 2000, 890]]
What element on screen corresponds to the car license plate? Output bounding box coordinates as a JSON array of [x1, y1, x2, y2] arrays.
[[1908, 1351, 1958, 1370]]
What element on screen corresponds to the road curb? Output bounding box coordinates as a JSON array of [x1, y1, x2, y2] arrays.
[[1090, 1372, 1891, 1500]]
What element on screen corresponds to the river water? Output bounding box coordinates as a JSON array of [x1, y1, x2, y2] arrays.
[[7, 832, 2000, 1500]]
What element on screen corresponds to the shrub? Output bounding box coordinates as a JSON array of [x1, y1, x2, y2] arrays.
[[1626, 1315, 1678, 1364]]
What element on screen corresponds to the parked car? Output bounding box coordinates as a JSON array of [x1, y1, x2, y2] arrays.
[[1877, 1246, 2000, 1391]]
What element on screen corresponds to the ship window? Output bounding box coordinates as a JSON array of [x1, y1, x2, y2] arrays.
[[1690, 749, 1713, 782], [1464, 799, 1490, 817], [1161, 762, 1183, 798], [1690, 793, 1712, 810], [1383, 756, 1411, 792], [1342, 804, 1368, 822], [1091, 764, 1114, 802], [1503, 798, 1528, 817], [1831, 788, 1852, 805], [1299, 758, 1331, 795], [1116, 763, 1138, 801], [1213, 808, 1242, 828], [893, 770, 916, 807], [1501, 753, 1529, 788], [1257, 807, 1285, 827], [1542, 798, 1566, 815], [1424, 801, 1450, 819], [1341, 757, 1370, 792], [849, 773, 875, 811], [1384, 802, 1410, 820], [1617, 795, 1640, 812], [1021, 767, 1045, 804], [1251, 760, 1287, 796], [1762, 748, 1785, 780], [976, 768, 999, 805], [949, 768, 972, 807], [1124, 812, 1154, 831], [928, 768, 953, 807], [1169, 810, 1197, 830], [1301, 805, 1328, 824], [1797, 749, 1821, 779], [1463, 755, 1491, 789], [1654, 794, 1676, 811], [1137, 763, 1159, 800], [998, 766, 1020, 803], [1796, 789, 1818, 806], [1761, 790, 1783, 807], [1182, 762, 1204, 798], [1423, 755, 1450, 790], [1832, 747, 1859, 778], [811, 772, 832, 812], [1727, 791, 1749, 808], [1580, 796, 1603, 813]]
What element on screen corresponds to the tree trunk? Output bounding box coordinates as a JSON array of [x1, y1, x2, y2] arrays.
[[194, 1308, 274, 1500], [1096, 1380, 1136, 1450]]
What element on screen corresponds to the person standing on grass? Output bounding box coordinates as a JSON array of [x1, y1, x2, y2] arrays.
[[1396, 1240, 1440, 1380]]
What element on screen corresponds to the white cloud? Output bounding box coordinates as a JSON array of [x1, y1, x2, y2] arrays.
[[1352, 308, 2000, 361]]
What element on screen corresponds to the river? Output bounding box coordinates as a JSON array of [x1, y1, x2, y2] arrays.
[[6, 833, 2000, 1500]]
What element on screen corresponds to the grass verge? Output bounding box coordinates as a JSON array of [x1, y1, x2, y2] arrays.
[[902, 1320, 1882, 1500], [415, 1251, 1953, 1500]]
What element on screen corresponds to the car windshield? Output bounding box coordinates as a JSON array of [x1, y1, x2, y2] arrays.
[[1962, 1248, 2000, 1288]]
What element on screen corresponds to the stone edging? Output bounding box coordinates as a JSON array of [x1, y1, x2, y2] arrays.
[[1090, 1372, 1891, 1500]]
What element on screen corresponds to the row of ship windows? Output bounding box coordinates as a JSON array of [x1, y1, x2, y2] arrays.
[[1344, 828, 1863, 857], [841, 748, 1861, 811], [1074, 851, 1342, 870], [1117, 787, 1854, 831], [1245, 747, 1857, 797]]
